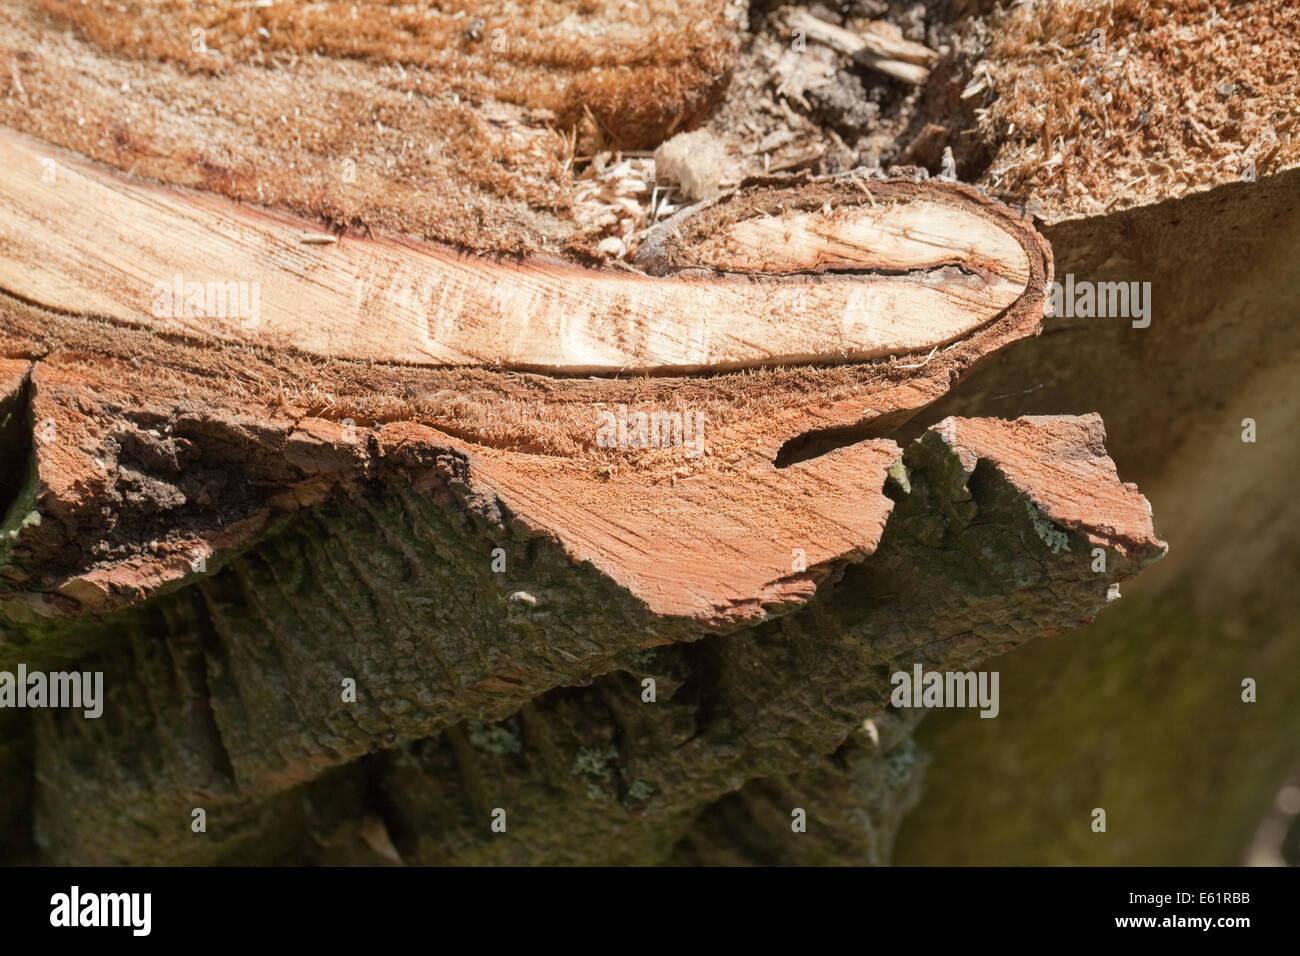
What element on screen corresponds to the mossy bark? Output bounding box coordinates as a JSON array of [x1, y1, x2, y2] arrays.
[[5, 416, 1158, 864]]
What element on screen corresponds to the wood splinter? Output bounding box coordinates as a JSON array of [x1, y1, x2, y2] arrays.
[[785, 9, 940, 86]]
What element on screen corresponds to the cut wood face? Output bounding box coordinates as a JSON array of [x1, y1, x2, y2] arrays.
[[0, 118, 1053, 628], [689, 202, 1029, 280], [0, 127, 1044, 375]]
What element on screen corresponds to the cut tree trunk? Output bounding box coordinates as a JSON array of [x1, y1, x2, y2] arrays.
[[10, 0, 1271, 865], [1, 153, 1156, 863]]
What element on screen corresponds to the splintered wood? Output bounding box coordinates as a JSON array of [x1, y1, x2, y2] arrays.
[[784, 9, 939, 85], [0, 127, 1040, 375]]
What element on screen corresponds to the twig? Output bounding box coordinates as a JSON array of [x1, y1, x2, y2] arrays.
[[787, 10, 937, 86]]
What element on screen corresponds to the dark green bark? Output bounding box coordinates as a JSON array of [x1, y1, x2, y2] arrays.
[[4, 415, 1159, 864]]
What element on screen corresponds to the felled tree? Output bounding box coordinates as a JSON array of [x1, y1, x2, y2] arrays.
[[14, 0, 1281, 865]]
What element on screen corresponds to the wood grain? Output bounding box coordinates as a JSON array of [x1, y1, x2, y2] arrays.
[[0, 126, 1040, 375]]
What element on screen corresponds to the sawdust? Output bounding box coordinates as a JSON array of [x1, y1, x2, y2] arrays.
[[961, 0, 1300, 219], [36, 0, 737, 149], [4, 0, 1294, 254], [0, 1, 736, 256]]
